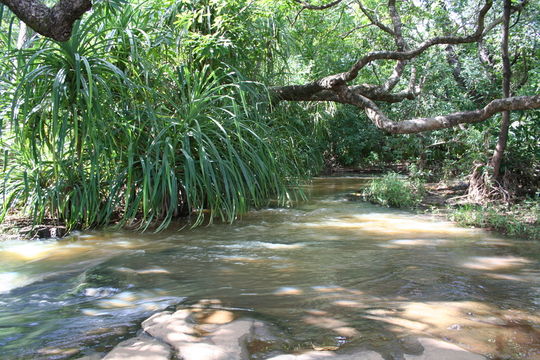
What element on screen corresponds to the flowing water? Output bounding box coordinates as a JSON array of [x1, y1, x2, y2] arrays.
[[0, 177, 539, 359]]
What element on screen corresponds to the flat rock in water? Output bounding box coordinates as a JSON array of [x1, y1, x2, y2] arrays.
[[102, 335, 171, 360], [142, 309, 256, 360], [207, 319, 254, 358], [267, 350, 384, 360], [267, 337, 486, 360], [404, 338, 486, 360], [104, 307, 487, 360]]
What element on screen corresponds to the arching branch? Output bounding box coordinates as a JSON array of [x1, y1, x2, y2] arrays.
[[269, 0, 538, 137], [358, 94, 540, 134], [272, 0, 493, 101]]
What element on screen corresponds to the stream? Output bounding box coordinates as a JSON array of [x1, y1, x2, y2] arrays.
[[0, 177, 539, 359]]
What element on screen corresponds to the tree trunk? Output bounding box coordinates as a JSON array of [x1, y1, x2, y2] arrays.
[[16, 21, 34, 49], [490, 0, 512, 179], [0, 0, 92, 42]]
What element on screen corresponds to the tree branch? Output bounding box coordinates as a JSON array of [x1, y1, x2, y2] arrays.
[[293, 0, 344, 10], [356, 1, 394, 35], [0, 0, 92, 42], [275, 0, 493, 98], [359, 94, 540, 134], [325, 0, 492, 88], [387, 0, 406, 51]]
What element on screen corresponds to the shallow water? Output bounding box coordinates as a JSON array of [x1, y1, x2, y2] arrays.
[[1, 177, 539, 359]]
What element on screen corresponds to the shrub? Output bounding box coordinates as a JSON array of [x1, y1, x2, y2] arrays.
[[363, 173, 424, 209], [0, 3, 321, 231]]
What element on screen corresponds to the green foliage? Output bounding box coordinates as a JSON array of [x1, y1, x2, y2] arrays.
[[0, 1, 321, 231], [451, 200, 540, 240], [325, 106, 383, 167], [363, 173, 425, 209], [0, 0, 539, 232], [324, 105, 425, 168]]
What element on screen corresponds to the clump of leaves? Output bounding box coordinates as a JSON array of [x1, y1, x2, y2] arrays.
[[363, 173, 425, 209]]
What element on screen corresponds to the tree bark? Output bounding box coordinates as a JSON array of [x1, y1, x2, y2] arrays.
[[359, 94, 540, 134], [489, 0, 512, 179], [0, 0, 92, 42]]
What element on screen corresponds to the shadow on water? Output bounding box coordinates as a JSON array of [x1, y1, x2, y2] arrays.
[[0, 176, 539, 359]]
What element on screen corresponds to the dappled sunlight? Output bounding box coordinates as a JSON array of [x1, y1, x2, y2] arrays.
[[114, 267, 171, 275], [218, 255, 269, 263], [308, 285, 377, 304], [476, 238, 514, 247], [81, 308, 110, 316], [300, 213, 480, 238], [102, 337, 171, 360], [216, 241, 305, 250], [312, 285, 347, 293], [37, 347, 80, 357], [410, 338, 486, 360], [274, 287, 303, 296], [0, 272, 36, 294], [0, 235, 148, 267], [199, 310, 235, 325], [302, 311, 361, 338], [0, 239, 63, 261], [461, 256, 532, 271], [306, 309, 330, 316], [363, 301, 540, 359], [373, 301, 494, 330], [303, 315, 349, 329], [332, 299, 364, 308], [333, 326, 360, 337], [379, 239, 451, 248], [97, 298, 135, 309], [485, 273, 527, 282]]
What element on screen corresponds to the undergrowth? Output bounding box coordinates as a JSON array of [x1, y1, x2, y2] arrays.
[[450, 200, 540, 240], [363, 172, 425, 209]]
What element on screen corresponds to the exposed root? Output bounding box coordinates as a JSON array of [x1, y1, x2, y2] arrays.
[[468, 163, 512, 203]]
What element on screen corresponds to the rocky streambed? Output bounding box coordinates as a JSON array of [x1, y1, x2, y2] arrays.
[[93, 299, 486, 360], [2, 177, 540, 359]]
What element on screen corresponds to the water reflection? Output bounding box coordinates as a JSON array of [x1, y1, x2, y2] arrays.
[[0, 177, 539, 359]]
